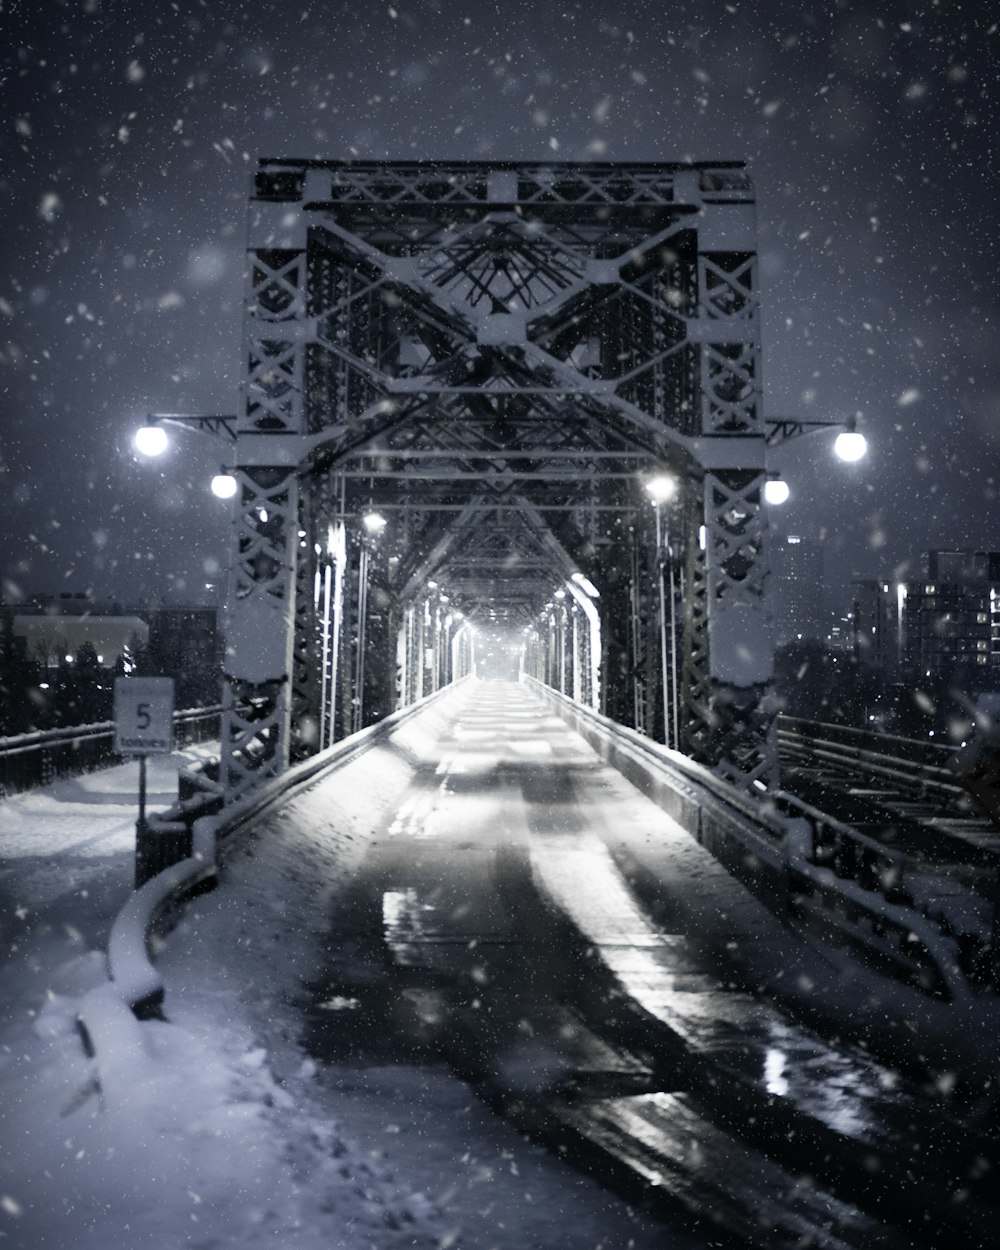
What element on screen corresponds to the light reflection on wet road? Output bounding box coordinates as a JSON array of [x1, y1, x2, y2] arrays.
[[305, 682, 997, 1248]]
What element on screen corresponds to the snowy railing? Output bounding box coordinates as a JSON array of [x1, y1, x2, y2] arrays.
[[525, 676, 984, 1003], [0, 705, 223, 795], [78, 675, 474, 1066], [778, 715, 968, 808]]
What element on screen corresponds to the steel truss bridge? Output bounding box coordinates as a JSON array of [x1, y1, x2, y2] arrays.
[[60, 162, 1000, 1241], [187, 157, 793, 804]]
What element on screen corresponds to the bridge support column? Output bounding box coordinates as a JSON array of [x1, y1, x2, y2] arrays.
[[683, 469, 775, 788], [221, 466, 300, 799], [597, 550, 634, 727], [218, 205, 314, 801], [679, 202, 777, 789]]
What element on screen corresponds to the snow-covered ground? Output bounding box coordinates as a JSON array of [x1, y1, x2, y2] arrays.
[[0, 693, 700, 1250], [5, 682, 992, 1249], [0, 742, 218, 986]]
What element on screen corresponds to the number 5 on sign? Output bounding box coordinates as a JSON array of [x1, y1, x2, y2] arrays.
[[114, 677, 175, 755]]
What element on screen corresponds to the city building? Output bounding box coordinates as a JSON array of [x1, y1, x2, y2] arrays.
[[852, 552, 1000, 693], [903, 551, 999, 689], [852, 579, 901, 678]]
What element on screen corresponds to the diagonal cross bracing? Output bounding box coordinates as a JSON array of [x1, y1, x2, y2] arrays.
[[220, 159, 776, 802]]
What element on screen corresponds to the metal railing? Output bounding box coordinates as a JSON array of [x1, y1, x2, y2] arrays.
[[89, 675, 474, 1027], [526, 677, 996, 1002], [0, 706, 223, 796], [778, 715, 968, 808]]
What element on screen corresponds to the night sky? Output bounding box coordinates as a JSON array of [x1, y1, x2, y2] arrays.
[[2, 0, 997, 616]]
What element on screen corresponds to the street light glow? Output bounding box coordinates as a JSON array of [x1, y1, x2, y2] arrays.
[[362, 511, 387, 533], [134, 425, 168, 456], [763, 479, 790, 505], [210, 474, 238, 499], [645, 473, 677, 504], [834, 431, 867, 462]]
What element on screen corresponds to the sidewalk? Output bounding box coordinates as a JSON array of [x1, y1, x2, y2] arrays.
[[0, 743, 218, 976]]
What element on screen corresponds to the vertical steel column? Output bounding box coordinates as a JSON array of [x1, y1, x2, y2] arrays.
[[221, 200, 310, 802], [682, 169, 776, 788], [350, 542, 371, 734]]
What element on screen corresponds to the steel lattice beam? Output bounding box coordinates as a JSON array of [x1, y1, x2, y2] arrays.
[[219, 159, 776, 802]]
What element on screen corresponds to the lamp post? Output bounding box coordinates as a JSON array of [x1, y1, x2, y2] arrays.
[[645, 474, 679, 750], [133, 414, 241, 506], [352, 511, 388, 733]]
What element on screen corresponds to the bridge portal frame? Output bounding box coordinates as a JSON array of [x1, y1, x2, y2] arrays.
[[218, 159, 777, 803]]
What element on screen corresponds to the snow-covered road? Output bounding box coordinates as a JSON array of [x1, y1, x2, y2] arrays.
[[1, 689, 700, 1249], [0, 683, 996, 1248]]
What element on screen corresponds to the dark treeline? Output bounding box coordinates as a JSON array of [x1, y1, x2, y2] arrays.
[[0, 612, 220, 737]]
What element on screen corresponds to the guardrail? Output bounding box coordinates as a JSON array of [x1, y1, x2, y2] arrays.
[[77, 675, 473, 1070], [0, 705, 223, 795], [778, 715, 968, 808], [526, 677, 994, 1002]]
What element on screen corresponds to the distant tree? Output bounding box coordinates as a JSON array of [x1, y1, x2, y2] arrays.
[[73, 640, 112, 723], [0, 611, 45, 734], [33, 635, 64, 674], [127, 630, 161, 678]]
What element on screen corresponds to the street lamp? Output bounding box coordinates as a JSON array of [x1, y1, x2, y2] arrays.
[[642, 473, 682, 750], [134, 425, 169, 457], [644, 473, 677, 504], [763, 478, 790, 505], [834, 431, 868, 462], [210, 473, 238, 499], [361, 510, 387, 533], [132, 414, 241, 495], [570, 571, 600, 599]]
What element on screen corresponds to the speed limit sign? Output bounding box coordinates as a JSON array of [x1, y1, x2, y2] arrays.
[[114, 676, 175, 755]]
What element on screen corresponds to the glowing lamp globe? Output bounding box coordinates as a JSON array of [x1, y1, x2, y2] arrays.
[[763, 479, 790, 505], [211, 474, 238, 499], [645, 474, 677, 504], [134, 425, 168, 456], [362, 511, 387, 533], [834, 431, 867, 463]]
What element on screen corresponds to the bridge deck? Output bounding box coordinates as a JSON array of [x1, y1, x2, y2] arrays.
[[289, 681, 996, 1247], [5, 682, 996, 1247]]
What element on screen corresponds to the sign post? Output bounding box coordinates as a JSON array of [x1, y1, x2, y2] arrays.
[[114, 676, 175, 887]]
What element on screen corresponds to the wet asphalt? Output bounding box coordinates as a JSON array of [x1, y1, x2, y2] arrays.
[[302, 683, 999, 1249]]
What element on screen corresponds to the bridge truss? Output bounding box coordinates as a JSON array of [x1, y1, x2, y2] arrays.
[[220, 159, 777, 801]]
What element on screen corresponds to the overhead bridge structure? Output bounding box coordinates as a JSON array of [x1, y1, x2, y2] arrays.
[[97, 159, 1000, 1249], [214, 158, 780, 804]]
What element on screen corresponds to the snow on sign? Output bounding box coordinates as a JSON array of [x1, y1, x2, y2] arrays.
[[114, 676, 175, 754]]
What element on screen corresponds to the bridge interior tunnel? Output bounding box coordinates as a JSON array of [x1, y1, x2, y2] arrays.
[[221, 160, 776, 802], [307, 450, 676, 731]]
